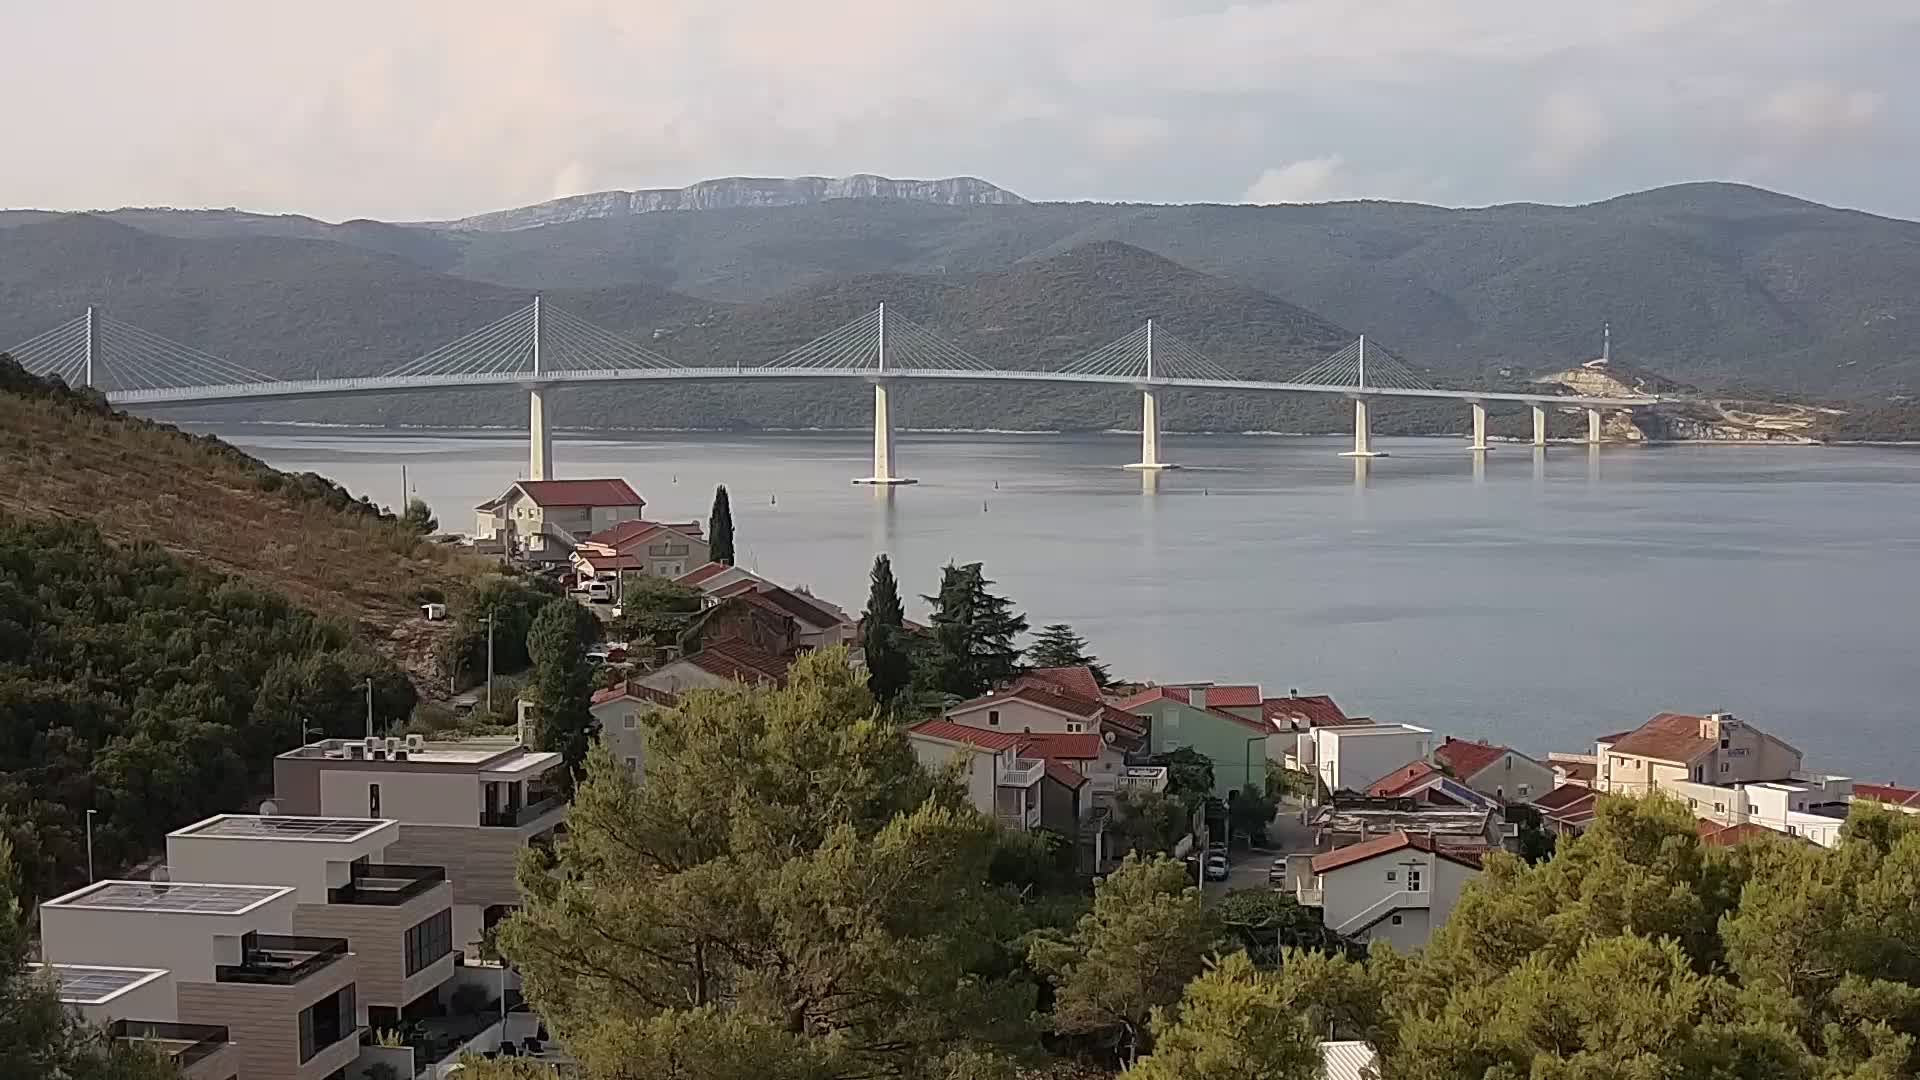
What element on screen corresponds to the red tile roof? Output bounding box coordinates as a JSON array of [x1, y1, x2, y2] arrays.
[[1206, 685, 1263, 708], [754, 587, 847, 630], [682, 641, 791, 685], [1113, 685, 1268, 732], [574, 552, 648, 571], [1434, 738, 1510, 781], [513, 479, 644, 508], [1696, 819, 1804, 847], [1531, 784, 1598, 813], [1020, 732, 1105, 760], [591, 681, 680, 708], [676, 562, 733, 586], [1554, 761, 1598, 784], [908, 718, 1027, 752], [1607, 713, 1714, 765], [711, 579, 760, 599], [1855, 783, 1920, 809], [1311, 831, 1487, 874], [953, 685, 1103, 721], [1368, 761, 1442, 797], [1097, 705, 1146, 738], [586, 518, 704, 549], [1020, 666, 1103, 701], [1263, 694, 1349, 728], [1043, 760, 1089, 789]]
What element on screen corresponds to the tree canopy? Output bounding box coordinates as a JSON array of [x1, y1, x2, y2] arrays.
[[401, 496, 438, 535], [1027, 624, 1110, 687], [495, 649, 1040, 1080], [525, 598, 599, 782], [709, 485, 736, 566], [862, 554, 912, 708], [922, 562, 1028, 699]]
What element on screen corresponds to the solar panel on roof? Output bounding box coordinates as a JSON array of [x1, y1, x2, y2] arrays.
[[63, 881, 284, 914], [190, 816, 381, 840], [49, 967, 160, 1003]]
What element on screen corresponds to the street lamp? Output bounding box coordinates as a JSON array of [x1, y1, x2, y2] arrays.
[[85, 809, 97, 883]]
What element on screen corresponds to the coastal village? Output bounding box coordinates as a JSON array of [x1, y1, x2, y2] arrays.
[[25, 468, 1920, 1080]]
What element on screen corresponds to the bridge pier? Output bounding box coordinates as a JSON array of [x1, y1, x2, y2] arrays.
[[1467, 401, 1489, 452], [1339, 397, 1384, 458], [1586, 407, 1604, 445], [854, 381, 916, 485], [1532, 404, 1547, 447], [1125, 388, 1177, 470], [528, 387, 553, 480]]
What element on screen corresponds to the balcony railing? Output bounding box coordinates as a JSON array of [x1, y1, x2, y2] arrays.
[[328, 863, 447, 906], [108, 1020, 231, 1067], [995, 757, 1046, 788], [481, 795, 564, 828], [215, 934, 348, 985]]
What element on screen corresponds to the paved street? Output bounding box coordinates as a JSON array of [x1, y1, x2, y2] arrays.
[[1204, 797, 1317, 897]]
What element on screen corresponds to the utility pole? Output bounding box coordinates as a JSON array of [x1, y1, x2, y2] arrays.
[[486, 610, 496, 714], [401, 464, 408, 516], [364, 677, 375, 738], [85, 809, 97, 883]]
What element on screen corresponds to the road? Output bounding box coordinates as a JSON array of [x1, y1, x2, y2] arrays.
[[1204, 798, 1318, 898]]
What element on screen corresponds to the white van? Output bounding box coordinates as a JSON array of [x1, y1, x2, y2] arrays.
[[586, 581, 614, 603]]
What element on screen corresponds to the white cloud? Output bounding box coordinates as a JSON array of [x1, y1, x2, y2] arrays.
[[1242, 156, 1351, 203], [1750, 81, 1886, 143], [1526, 92, 1611, 177]]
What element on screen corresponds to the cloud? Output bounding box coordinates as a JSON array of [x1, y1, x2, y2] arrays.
[[1750, 81, 1886, 143], [1526, 92, 1611, 177], [1242, 157, 1350, 203]]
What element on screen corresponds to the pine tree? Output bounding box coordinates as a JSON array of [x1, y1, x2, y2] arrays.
[[923, 562, 1028, 698], [709, 485, 735, 566], [863, 554, 912, 708], [1027, 623, 1111, 685], [401, 496, 438, 535], [526, 598, 599, 785]]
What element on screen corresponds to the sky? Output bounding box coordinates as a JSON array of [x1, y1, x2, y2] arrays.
[[2, 1, 1916, 222]]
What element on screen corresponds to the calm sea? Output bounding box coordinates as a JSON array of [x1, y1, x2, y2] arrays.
[[215, 426, 1920, 784]]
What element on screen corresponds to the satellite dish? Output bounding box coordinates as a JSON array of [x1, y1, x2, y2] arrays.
[[259, 800, 280, 817]]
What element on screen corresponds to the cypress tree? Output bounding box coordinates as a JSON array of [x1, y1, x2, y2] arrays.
[[709, 484, 735, 565], [923, 561, 1028, 698], [863, 554, 911, 708]]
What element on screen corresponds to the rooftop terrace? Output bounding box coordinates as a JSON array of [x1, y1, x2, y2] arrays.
[[45, 880, 292, 916]]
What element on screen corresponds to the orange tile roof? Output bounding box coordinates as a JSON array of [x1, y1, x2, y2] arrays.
[[907, 718, 1027, 752], [1531, 784, 1598, 813], [1019, 666, 1103, 701], [682, 641, 791, 685], [1311, 830, 1487, 874], [1097, 705, 1146, 738], [1206, 685, 1263, 708], [676, 562, 733, 586], [1696, 820, 1805, 847], [954, 684, 1103, 720], [591, 681, 680, 708], [1854, 782, 1920, 809], [1020, 732, 1105, 760], [1607, 713, 1714, 765], [1434, 738, 1510, 780], [1368, 760, 1441, 797], [512, 478, 643, 508], [1263, 694, 1349, 727], [1043, 760, 1089, 789], [753, 586, 846, 629], [1555, 761, 1597, 784], [587, 518, 704, 549]]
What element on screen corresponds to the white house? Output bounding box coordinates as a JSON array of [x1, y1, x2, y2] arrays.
[[1432, 737, 1556, 803], [943, 684, 1142, 803], [472, 478, 645, 563], [589, 680, 680, 779], [906, 719, 1046, 832], [1308, 723, 1435, 796], [1298, 830, 1483, 950]]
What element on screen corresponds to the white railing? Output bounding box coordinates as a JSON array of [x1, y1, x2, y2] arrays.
[[1332, 889, 1423, 937], [996, 757, 1045, 787]]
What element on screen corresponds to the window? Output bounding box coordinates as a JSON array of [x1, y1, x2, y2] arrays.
[[1721, 763, 1731, 774], [1517, 784, 1530, 796], [368, 783, 381, 818], [1386, 870, 1397, 882], [1066, 722, 1084, 733], [1407, 868, 1423, 892], [623, 714, 636, 730], [1689, 798, 1698, 809], [1495, 786, 1504, 799], [405, 908, 453, 976], [1714, 802, 1725, 813], [625, 756, 639, 771], [987, 710, 1000, 727], [298, 984, 357, 1063], [1787, 825, 1799, 836], [1390, 914, 1403, 925], [1721, 738, 1730, 749]]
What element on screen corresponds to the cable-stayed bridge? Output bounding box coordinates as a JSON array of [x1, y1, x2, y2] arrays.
[[7, 300, 1652, 483]]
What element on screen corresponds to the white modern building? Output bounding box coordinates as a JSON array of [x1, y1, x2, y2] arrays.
[[32, 964, 242, 1080], [274, 735, 566, 955], [906, 719, 1046, 831], [40, 880, 363, 1080], [1303, 723, 1436, 796]]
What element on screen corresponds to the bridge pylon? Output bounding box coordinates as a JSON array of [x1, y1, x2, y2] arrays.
[[852, 305, 917, 485], [1125, 321, 1178, 471], [1467, 401, 1490, 452]]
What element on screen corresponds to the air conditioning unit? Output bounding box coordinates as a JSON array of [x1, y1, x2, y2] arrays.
[[346, 744, 364, 760], [364, 735, 382, 755], [386, 737, 401, 757], [407, 734, 425, 753]]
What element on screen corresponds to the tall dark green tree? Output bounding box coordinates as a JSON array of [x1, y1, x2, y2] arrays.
[[862, 554, 912, 708], [401, 496, 438, 534], [922, 562, 1028, 698], [709, 485, 735, 566], [526, 598, 599, 784], [1027, 623, 1111, 686]]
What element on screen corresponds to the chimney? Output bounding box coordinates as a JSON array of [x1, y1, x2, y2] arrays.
[[1289, 688, 1300, 697], [1190, 687, 1208, 710]]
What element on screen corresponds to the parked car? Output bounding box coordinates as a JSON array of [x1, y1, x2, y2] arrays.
[[1204, 852, 1230, 881], [585, 581, 614, 603], [1267, 857, 1287, 890]]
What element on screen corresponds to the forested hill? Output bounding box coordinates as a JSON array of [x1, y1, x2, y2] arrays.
[[0, 359, 496, 905], [5, 179, 1916, 405]]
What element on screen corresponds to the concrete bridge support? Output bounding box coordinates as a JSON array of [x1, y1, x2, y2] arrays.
[[1125, 387, 1177, 470], [1532, 404, 1547, 447], [528, 387, 552, 480], [1339, 397, 1383, 458], [854, 381, 916, 485], [1586, 407, 1604, 445], [1468, 401, 1489, 452]]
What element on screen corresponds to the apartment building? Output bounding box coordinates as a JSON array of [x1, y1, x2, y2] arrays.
[[274, 735, 566, 954], [906, 719, 1047, 831], [32, 964, 243, 1080], [166, 815, 457, 1027], [1300, 723, 1436, 796], [40, 880, 362, 1080], [1596, 712, 1801, 795]]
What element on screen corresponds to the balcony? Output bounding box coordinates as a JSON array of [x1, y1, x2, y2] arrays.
[[1119, 765, 1170, 794], [481, 795, 564, 828], [215, 934, 348, 985], [997, 803, 1043, 830], [996, 757, 1045, 788], [327, 863, 445, 906], [108, 1020, 231, 1068]]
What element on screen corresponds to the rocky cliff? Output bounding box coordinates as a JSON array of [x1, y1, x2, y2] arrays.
[[437, 174, 1026, 232]]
